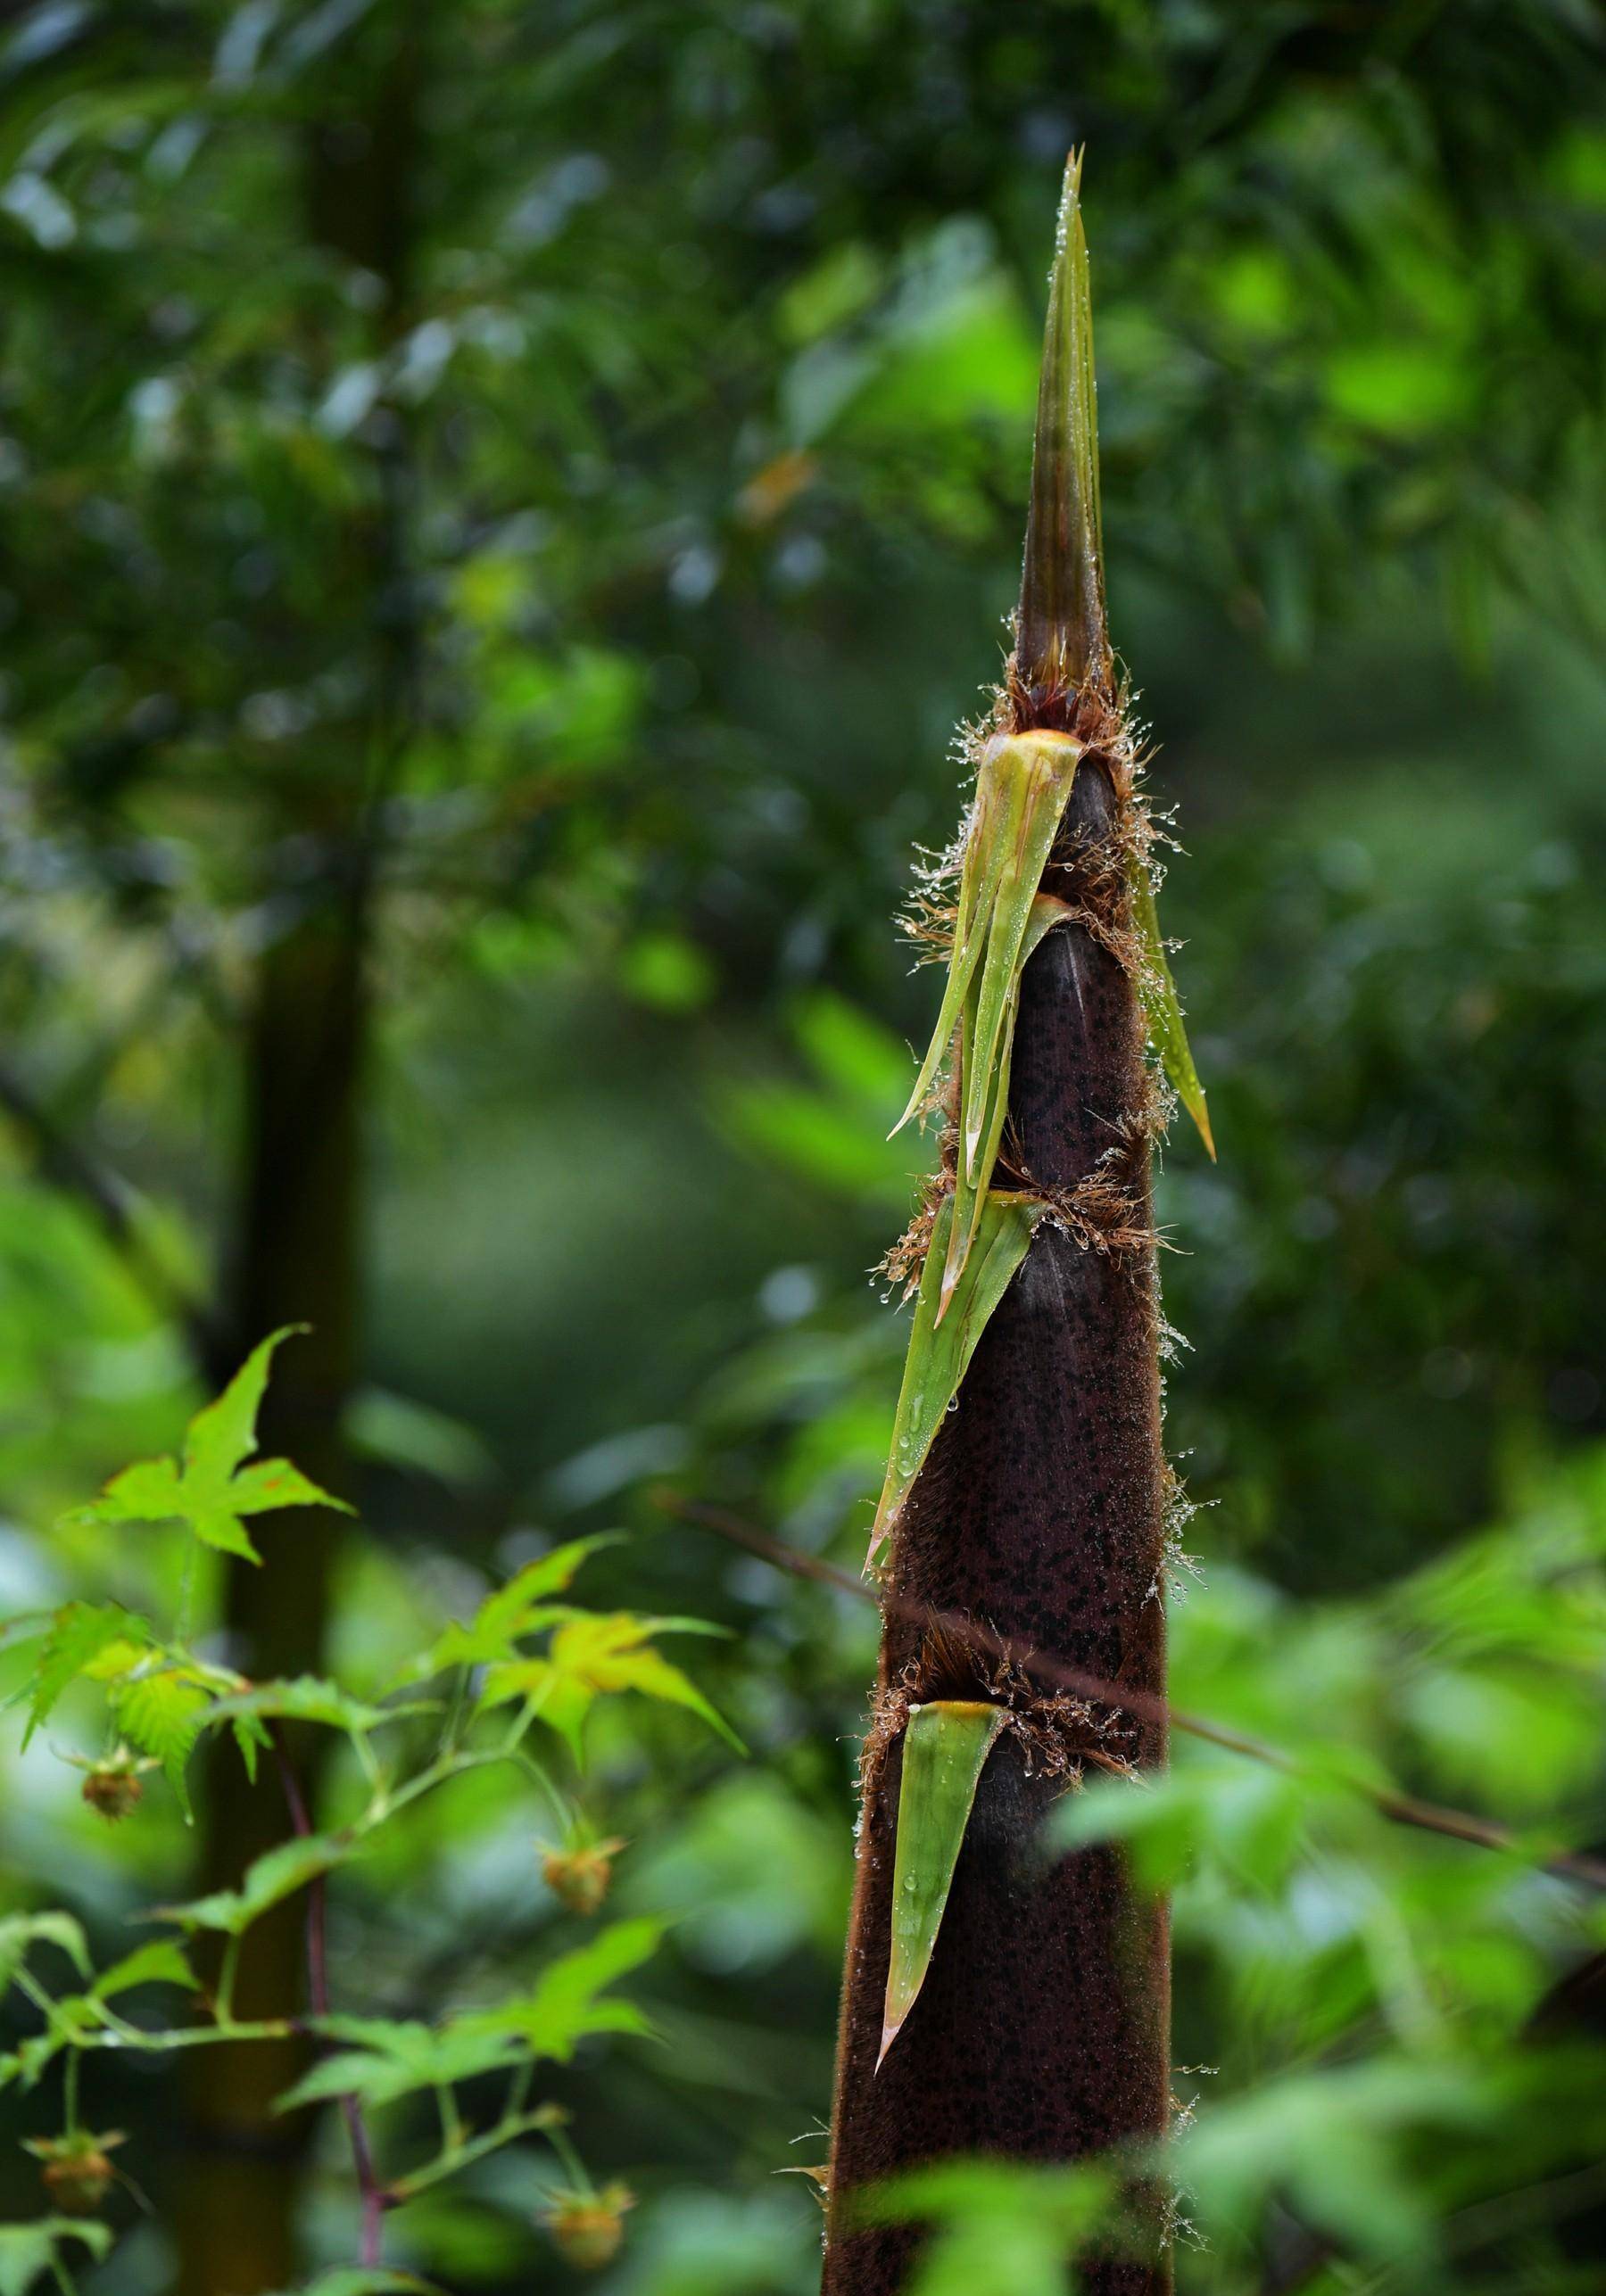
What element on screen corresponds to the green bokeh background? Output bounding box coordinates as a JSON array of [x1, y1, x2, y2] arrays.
[[2, 4, 1604, 2291]]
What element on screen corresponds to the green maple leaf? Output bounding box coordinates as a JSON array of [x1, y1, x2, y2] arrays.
[[16, 1603, 153, 1748], [66, 1326, 352, 1564], [0, 1913, 91, 1996], [274, 2019, 525, 2111], [450, 1918, 666, 2061], [89, 1941, 196, 2000], [154, 1831, 354, 1936], [478, 1612, 741, 1763], [112, 1667, 213, 1818], [420, 1533, 623, 1673], [260, 2275, 438, 2296], [0, 2218, 112, 2296]]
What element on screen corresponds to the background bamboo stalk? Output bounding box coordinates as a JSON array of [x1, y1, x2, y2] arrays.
[[175, 15, 421, 2284]]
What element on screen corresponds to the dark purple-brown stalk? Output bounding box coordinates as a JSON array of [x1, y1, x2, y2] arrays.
[[821, 158, 1172, 2296]]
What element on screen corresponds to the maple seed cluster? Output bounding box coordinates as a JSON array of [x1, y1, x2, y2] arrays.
[[541, 1837, 625, 1916], [542, 2182, 635, 2270], [12, 1334, 738, 2288], [24, 2131, 126, 2215], [79, 1751, 148, 1823]]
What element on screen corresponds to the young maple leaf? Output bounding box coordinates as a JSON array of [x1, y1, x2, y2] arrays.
[[66, 1326, 352, 1563]]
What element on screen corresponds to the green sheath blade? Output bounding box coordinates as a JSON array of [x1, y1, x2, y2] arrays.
[[879, 1700, 1008, 2069]]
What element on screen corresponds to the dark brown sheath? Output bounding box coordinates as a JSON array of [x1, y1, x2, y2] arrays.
[[821, 163, 1171, 2296]]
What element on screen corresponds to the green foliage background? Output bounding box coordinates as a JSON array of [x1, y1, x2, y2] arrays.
[[1, 2, 1604, 2291]]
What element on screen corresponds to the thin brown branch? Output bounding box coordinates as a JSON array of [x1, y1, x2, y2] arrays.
[[657, 1495, 1606, 1895], [269, 1725, 387, 2267]]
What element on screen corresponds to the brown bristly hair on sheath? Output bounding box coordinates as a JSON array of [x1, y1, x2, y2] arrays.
[[895, 662, 1170, 1078], [858, 1618, 1138, 1803], [875, 1187, 942, 1303]]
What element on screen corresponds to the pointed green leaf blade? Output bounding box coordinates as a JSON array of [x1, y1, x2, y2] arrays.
[[0, 1912, 91, 1994], [112, 1670, 211, 1817], [1016, 149, 1110, 710], [867, 1193, 1039, 1568], [453, 1916, 666, 2061], [940, 976, 1014, 1318], [66, 1455, 186, 1530], [1131, 866, 1213, 1158], [940, 891, 1077, 1312], [539, 1614, 742, 1753], [275, 2027, 523, 2113], [225, 1458, 354, 1519], [186, 1507, 264, 1563], [153, 1831, 352, 1935], [15, 1603, 152, 1748], [428, 1532, 625, 1669], [183, 1326, 309, 1490], [879, 1701, 1007, 2069], [959, 734, 1079, 1186], [203, 1675, 411, 1738], [0, 2219, 112, 2296], [578, 1641, 744, 1751], [890, 755, 1028, 1137], [90, 1940, 197, 2000], [260, 2275, 439, 2296], [65, 1330, 347, 1571], [477, 1658, 595, 1765]]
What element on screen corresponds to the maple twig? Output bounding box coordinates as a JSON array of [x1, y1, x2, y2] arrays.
[[657, 1494, 1606, 1895], [270, 1725, 388, 2266]]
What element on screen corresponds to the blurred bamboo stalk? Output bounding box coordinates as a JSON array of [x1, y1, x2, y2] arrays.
[[174, 12, 423, 2290]]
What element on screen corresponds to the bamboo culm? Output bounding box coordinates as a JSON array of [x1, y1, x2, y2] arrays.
[[821, 157, 1175, 2296]]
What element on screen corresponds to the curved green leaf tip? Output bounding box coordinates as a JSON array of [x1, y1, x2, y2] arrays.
[[879, 1701, 1007, 2070], [1131, 865, 1214, 1159]]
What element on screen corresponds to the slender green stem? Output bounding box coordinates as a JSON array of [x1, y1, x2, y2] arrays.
[[14, 1969, 63, 2026], [76, 2018, 294, 2053], [214, 1934, 242, 2028], [87, 2002, 158, 2047], [175, 1540, 196, 1648], [441, 1664, 470, 1753], [62, 2044, 80, 2136], [385, 2108, 559, 2203], [543, 2118, 593, 2199], [501, 1687, 546, 1754], [37, 1733, 570, 2122], [435, 2082, 464, 2153], [353, 1743, 492, 1833], [492, 1685, 571, 1827], [12, 1970, 90, 2080], [350, 1725, 382, 1792], [514, 1749, 571, 1833], [351, 1737, 564, 1843]]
